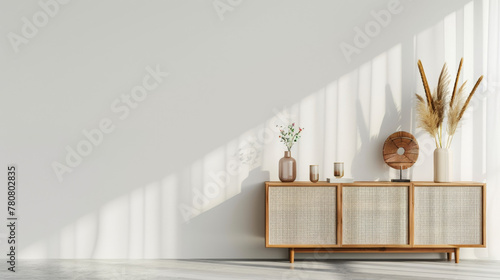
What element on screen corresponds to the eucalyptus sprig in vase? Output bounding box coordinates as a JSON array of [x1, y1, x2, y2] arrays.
[[277, 123, 304, 182], [415, 58, 483, 182]]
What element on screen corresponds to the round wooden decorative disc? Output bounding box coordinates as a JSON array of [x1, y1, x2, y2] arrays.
[[383, 131, 419, 170]]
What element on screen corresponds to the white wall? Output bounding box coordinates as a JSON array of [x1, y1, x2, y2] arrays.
[[0, 0, 498, 260]]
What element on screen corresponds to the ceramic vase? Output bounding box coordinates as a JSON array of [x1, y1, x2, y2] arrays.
[[434, 148, 451, 182]]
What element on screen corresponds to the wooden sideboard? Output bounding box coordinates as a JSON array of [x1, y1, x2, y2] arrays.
[[265, 181, 486, 263]]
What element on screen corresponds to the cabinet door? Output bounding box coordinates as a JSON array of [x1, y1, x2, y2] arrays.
[[414, 186, 484, 246], [267, 186, 337, 247], [342, 186, 409, 245]]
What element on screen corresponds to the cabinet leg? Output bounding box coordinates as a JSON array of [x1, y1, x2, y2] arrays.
[[289, 248, 295, 263], [455, 248, 460, 264], [447, 252, 452, 261]]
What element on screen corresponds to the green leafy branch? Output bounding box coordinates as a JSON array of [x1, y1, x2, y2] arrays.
[[277, 123, 304, 152]]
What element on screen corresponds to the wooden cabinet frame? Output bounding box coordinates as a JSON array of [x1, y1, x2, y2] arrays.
[[265, 181, 486, 263]]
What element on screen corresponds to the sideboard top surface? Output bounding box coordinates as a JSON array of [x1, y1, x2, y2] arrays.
[[265, 181, 485, 187]]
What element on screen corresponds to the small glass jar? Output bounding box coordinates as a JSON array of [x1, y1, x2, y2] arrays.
[[334, 162, 344, 178], [309, 165, 319, 183]]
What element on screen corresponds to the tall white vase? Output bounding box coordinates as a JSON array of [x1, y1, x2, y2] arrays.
[[434, 148, 452, 182]]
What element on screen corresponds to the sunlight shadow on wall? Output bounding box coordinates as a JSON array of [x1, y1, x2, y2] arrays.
[[19, 43, 412, 259], [19, 0, 500, 260]]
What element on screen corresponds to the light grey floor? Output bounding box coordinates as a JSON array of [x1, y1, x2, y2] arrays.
[[1, 259, 499, 280]]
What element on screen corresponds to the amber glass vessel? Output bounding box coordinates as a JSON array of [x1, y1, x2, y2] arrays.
[[279, 151, 296, 182], [309, 165, 319, 183], [334, 162, 344, 178]]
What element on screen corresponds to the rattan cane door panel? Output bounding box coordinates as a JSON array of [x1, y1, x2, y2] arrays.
[[268, 186, 337, 246], [414, 186, 483, 245], [342, 186, 409, 245]]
